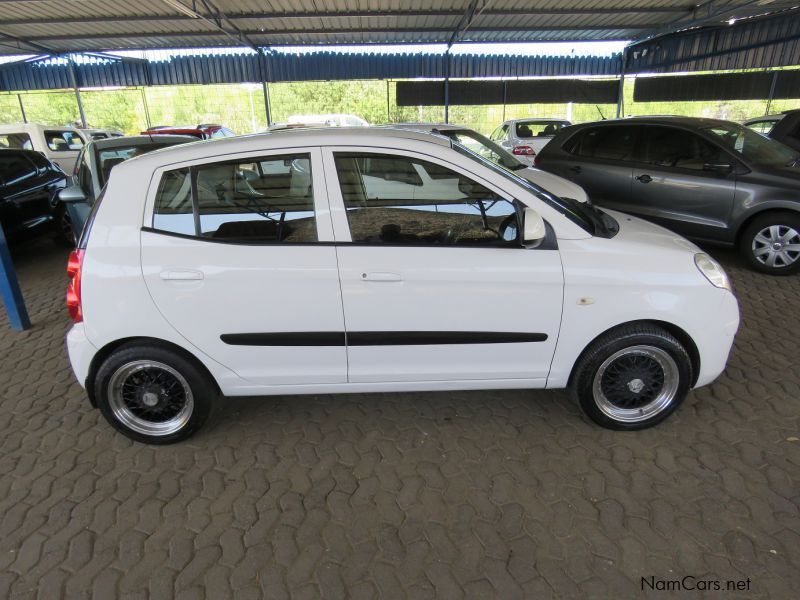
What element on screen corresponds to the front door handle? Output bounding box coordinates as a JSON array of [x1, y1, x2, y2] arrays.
[[361, 272, 403, 282], [636, 174, 653, 183], [160, 269, 204, 281]]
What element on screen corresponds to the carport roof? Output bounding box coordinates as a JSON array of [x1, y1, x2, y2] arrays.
[[0, 0, 798, 55]]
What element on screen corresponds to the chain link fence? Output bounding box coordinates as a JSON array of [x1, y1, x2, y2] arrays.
[[0, 78, 797, 138]]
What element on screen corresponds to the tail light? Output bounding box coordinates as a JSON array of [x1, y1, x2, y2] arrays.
[[66, 249, 85, 323], [512, 145, 536, 156]]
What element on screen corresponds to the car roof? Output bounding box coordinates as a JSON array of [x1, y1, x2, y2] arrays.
[[507, 118, 570, 124], [563, 116, 736, 129], [0, 123, 80, 133], [87, 134, 197, 150], [119, 127, 452, 171]]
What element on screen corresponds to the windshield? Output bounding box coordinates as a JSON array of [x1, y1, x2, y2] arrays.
[[702, 123, 799, 167], [451, 141, 618, 238], [436, 129, 523, 171]]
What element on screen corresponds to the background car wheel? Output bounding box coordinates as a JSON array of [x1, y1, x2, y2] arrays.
[[571, 323, 692, 430], [54, 203, 76, 247], [740, 211, 800, 275], [94, 343, 215, 444]]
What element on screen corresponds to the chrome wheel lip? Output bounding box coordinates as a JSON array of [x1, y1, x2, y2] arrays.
[[752, 225, 800, 268], [592, 345, 680, 424], [107, 360, 194, 437]]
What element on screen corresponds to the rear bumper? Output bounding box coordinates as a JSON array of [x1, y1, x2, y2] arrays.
[[66, 323, 97, 389]]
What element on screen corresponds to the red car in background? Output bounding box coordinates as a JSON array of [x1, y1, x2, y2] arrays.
[[141, 124, 236, 139]]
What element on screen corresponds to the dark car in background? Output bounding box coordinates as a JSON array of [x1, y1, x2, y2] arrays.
[[536, 117, 800, 274], [0, 148, 68, 243]]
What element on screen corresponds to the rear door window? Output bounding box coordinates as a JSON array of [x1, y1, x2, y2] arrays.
[[152, 154, 317, 243], [567, 125, 638, 161]]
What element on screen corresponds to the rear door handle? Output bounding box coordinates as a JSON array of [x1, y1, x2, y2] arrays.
[[160, 269, 204, 281], [361, 272, 403, 282], [636, 174, 653, 183], [569, 165, 582, 173]]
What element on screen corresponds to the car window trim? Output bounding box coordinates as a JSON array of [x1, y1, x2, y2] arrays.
[[637, 124, 744, 173]]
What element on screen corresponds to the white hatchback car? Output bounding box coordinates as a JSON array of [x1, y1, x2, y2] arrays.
[[490, 119, 571, 165], [66, 128, 739, 444]]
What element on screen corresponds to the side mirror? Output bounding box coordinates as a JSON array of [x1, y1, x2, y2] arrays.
[[523, 207, 547, 247], [58, 185, 87, 204]]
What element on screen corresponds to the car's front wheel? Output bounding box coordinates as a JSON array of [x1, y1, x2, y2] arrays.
[[572, 324, 693, 430], [94, 343, 215, 444], [740, 211, 800, 275]]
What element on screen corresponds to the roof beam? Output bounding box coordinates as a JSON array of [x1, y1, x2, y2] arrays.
[[20, 24, 657, 44], [158, 0, 258, 50], [0, 7, 697, 27], [631, 0, 765, 42], [0, 29, 53, 53]]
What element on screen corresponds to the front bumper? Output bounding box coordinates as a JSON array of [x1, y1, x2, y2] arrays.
[[694, 290, 740, 387]]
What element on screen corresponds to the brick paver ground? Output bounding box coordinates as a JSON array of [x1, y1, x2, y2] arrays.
[[0, 237, 798, 599]]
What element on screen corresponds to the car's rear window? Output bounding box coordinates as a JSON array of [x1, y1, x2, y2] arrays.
[[0, 133, 32, 150], [515, 121, 568, 139]]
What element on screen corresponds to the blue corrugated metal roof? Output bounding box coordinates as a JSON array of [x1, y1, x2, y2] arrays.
[[627, 9, 800, 73], [0, 48, 623, 91]]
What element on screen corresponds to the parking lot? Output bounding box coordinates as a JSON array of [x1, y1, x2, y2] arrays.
[[0, 238, 796, 598]]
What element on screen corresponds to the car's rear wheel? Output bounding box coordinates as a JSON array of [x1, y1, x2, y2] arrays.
[[572, 324, 692, 430], [94, 343, 215, 444], [740, 211, 800, 275]]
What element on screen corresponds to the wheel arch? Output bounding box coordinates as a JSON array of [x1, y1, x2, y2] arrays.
[[567, 319, 700, 389], [85, 336, 221, 407], [734, 206, 800, 246]]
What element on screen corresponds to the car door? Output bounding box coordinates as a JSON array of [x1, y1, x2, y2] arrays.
[[322, 147, 564, 384], [630, 125, 736, 241], [548, 124, 638, 209], [140, 148, 348, 386], [0, 151, 51, 234]]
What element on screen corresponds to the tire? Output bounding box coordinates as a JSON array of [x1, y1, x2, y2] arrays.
[[571, 323, 693, 431], [94, 343, 216, 444], [739, 211, 800, 275], [54, 203, 76, 247]]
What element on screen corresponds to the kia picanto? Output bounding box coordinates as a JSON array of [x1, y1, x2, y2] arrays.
[[65, 128, 740, 444]]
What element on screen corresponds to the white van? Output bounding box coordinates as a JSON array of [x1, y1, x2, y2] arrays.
[[0, 123, 87, 173], [65, 128, 739, 444]]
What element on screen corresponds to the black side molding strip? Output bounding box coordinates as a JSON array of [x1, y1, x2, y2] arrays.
[[221, 331, 547, 346], [221, 332, 346, 346]]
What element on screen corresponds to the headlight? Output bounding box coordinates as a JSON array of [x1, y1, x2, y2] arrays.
[[694, 253, 732, 291]]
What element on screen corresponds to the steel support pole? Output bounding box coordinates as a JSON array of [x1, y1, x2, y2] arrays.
[[17, 93, 26, 123], [616, 47, 628, 119], [262, 81, 272, 126], [386, 79, 390, 122], [68, 58, 87, 128], [765, 70, 778, 115], [444, 52, 451, 124], [141, 87, 152, 129], [0, 225, 30, 331]]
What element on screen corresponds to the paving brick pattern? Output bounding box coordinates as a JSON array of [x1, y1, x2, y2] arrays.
[[0, 238, 798, 599]]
